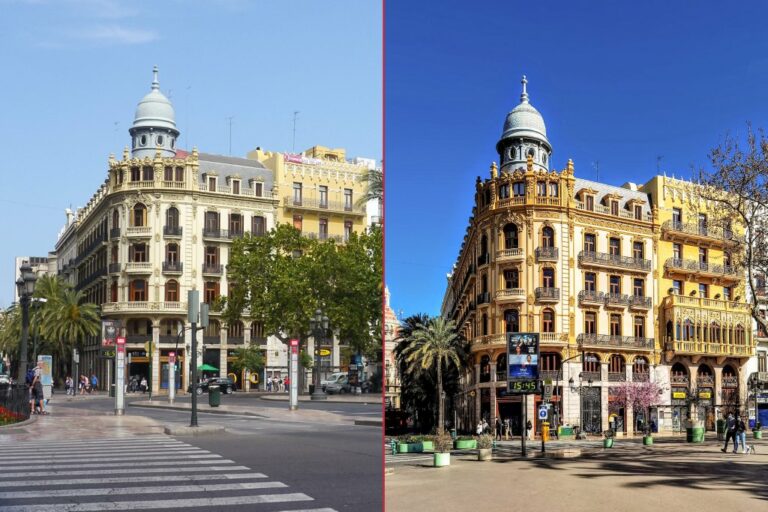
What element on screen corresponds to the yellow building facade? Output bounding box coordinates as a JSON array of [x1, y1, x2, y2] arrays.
[[247, 145, 369, 241]]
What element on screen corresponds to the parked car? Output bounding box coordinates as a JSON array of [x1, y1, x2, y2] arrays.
[[325, 375, 351, 394], [321, 372, 346, 392], [188, 377, 236, 395]]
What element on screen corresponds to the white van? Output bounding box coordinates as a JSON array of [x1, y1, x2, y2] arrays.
[[321, 372, 346, 391]]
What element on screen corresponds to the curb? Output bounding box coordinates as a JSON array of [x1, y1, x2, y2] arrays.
[[259, 395, 380, 405], [354, 419, 382, 427], [164, 425, 226, 436], [129, 402, 268, 418], [0, 415, 37, 430]]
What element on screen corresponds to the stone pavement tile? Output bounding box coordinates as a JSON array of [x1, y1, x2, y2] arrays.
[[0, 412, 165, 444], [386, 440, 768, 512]]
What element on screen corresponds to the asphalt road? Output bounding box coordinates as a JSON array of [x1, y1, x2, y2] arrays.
[[44, 397, 383, 511]]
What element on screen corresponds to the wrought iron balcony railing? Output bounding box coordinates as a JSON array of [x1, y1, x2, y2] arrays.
[[577, 333, 655, 350], [578, 251, 651, 272], [535, 287, 560, 301], [535, 246, 558, 261]]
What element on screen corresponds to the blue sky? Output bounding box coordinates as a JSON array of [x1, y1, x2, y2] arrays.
[[385, 0, 768, 318], [0, 0, 381, 307]]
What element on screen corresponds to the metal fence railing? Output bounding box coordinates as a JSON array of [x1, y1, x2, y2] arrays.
[[0, 384, 30, 425]]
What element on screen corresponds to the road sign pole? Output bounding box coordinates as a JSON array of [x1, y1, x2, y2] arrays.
[[289, 339, 299, 411], [522, 394, 527, 457], [168, 352, 176, 404], [115, 337, 126, 415]]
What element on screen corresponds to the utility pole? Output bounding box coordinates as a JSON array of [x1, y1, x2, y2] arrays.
[[292, 111, 300, 153], [592, 161, 599, 182]]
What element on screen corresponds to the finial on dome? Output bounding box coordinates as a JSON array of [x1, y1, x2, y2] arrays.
[[152, 65, 159, 91], [520, 75, 529, 103]]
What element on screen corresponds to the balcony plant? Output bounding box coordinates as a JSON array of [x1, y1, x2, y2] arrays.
[[477, 433, 494, 461], [433, 431, 453, 467]]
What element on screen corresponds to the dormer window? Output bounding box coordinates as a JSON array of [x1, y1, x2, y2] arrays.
[[610, 201, 619, 216], [254, 182, 263, 197], [585, 195, 594, 211], [232, 179, 240, 195], [634, 205, 643, 220], [208, 176, 216, 192]]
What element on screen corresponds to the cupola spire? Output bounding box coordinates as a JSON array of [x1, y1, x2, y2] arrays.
[[151, 65, 160, 91], [520, 75, 529, 103]]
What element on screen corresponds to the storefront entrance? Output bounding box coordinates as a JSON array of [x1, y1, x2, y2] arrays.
[[497, 399, 522, 435], [581, 387, 602, 434]]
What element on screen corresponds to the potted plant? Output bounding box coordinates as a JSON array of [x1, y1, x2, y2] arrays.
[[417, 435, 434, 452], [433, 431, 453, 467], [603, 429, 614, 448], [753, 421, 763, 440], [477, 433, 494, 461], [454, 436, 477, 449], [396, 435, 417, 453]]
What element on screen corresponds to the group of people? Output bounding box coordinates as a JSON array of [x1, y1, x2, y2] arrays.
[[128, 375, 149, 393], [266, 376, 290, 392], [476, 418, 535, 440], [721, 413, 755, 454], [64, 374, 98, 395]]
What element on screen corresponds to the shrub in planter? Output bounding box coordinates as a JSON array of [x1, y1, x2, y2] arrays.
[[433, 432, 453, 467], [603, 429, 614, 449], [477, 433, 494, 461], [454, 436, 478, 449], [415, 435, 434, 452]]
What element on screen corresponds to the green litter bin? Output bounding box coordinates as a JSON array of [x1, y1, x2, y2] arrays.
[[110, 384, 115, 398], [686, 427, 705, 443], [208, 385, 221, 407]]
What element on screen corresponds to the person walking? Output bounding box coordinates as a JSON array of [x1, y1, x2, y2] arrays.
[[140, 376, 148, 394], [482, 418, 490, 435], [504, 418, 510, 440], [526, 420, 533, 440], [65, 376, 73, 396], [90, 373, 98, 393], [721, 413, 735, 453], [476, 420, 483, 436], [736, 414, 750, 454], [495, 418, 502, 440]]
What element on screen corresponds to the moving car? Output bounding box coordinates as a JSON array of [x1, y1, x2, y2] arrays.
[[325, 375, 351, 394], [189, 377, 236, 395], [321, 372, 346, 392]]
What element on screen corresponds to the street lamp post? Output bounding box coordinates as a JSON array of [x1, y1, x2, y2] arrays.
[[15, 264, 37, 384], [309, 309, 329, 401], [569, 372, 594, 437]]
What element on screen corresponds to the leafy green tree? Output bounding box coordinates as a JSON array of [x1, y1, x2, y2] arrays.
[[229, 346, 265, 375]]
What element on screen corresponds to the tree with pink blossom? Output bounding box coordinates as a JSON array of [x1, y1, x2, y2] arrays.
[[610, 380, 664, 437]]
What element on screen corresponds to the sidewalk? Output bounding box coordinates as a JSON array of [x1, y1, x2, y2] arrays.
[[259, 393, 381, 404]]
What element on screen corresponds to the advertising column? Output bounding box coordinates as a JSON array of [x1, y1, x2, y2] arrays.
[[115, 336, 126, 415], [289, 339, 299, 410], [507, 333, 540, 456]]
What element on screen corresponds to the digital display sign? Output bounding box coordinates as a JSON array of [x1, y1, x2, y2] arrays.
[[507, 332, 540, 394]]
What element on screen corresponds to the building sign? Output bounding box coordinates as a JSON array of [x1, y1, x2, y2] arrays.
[[672, 391, 687, 400], [507, 333, 540, 394], [699, 391, 712, 400]]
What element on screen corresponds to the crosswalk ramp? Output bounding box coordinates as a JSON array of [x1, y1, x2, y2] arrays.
[[0, 435, 337, 511]]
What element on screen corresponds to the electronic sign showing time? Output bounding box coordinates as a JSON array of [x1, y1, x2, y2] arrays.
[[507, 332, 540, 394]]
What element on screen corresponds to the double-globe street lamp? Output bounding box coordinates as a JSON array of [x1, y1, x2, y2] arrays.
[[569, 371, 594, 437], [15, 263, 37, 384], [309, 309, 329, 401]]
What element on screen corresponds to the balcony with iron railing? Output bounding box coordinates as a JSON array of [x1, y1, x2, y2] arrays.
[[535, 246, 558, 262], [632, 372, 650, 382], [477, 253, 490, 267], [109, 228, 121, 240], [162, 261, 183, 273], [578, 290, 605, 306], [664, 337, 755, 357], [202, 228, 230, 240], [579, 371, 602, 382], [722, 375, 739, 388], [476, 292, 491, 305], [605, 293, 629, 308], [535, 287, 560, 302], [576, 201, 653, 222], [495, 288, 526, 302], [201, 263, 223, 275], [608, 372, 627, 382], [664, 258, 740, 279], [283, 195, 365, 216], [577, 333, 655, 350], [670, 375, 689, 385], [696, 376, 715, 388], [578, 251, 651, 272], [163, 225, 183, 237], [227, 229, 245, 240], [662, 220, 745, 245], [629, 295, 652, 310], [496, 248, 524, 262], [108, 262, 121, 274]]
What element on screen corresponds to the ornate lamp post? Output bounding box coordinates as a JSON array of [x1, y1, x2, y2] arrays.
[[309, 308, 329, 401], [569, 372, 594, 436], [15, 263, 37, 384]]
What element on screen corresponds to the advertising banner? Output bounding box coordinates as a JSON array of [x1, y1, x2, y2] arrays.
[[507, 333, 540, 394], [37, 355, 53, 386]]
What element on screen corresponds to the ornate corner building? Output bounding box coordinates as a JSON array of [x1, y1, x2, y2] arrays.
[[443, 77, 755, 436], [52, 67, 373, 393]]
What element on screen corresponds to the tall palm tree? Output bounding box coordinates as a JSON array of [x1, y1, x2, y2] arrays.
[[401, 316, 464, 434], [47, 288, 101, 377], [356, 169, 382, 208]]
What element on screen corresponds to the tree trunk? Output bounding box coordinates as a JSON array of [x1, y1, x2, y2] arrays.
[[437, 358, 444, 434]]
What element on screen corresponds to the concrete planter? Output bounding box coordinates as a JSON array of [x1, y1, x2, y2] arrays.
[[434, 452, 451, 467], [642, 436, 654, 446], [454, 439, 477, 449], [420, 440, 434, 452], [477, 448, 492, 461]]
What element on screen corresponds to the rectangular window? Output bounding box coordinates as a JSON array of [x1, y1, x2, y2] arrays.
[[344, 221, 353, 241], [549, 182, 558, 197], [610, 314, 622, 336], [672, 208, 682, 225], [634, 317, 645, 338], [634, 205, 642, 220], [232, 180, 240, 195], [319, 186, 328, 208], [204, 246, 219, 266], [585, 312, 596, 334], [698, 213, 708, 234], [319, 218, 328, 240], [229, 214, 243, 235], [609, 237, 621, 256], [344, 189, 353, 210], [633, 241, 644, 260], [759, 353, 767, 373], [513, 182, 525, 197], [166, 244, 178, 263], [498, 184, 509, 199], [537, 182, 547, 196], [143, 166, 153, 181], [130, 280, 146, 302], [254, 182, 263, 197], [204, 281, 220, 304], [585, 195, 594, 211], [542, 268, 554, 288], [610, 201, 619, 216], [699, 247, 708, 264], [584, 233, 596, 253], [293, 183, 302, 205], [208, 176, 216, 192], [164, 166, 173, 181], [166, 283, 178, 302], [131, 167, 141, 182], [504, 269, 519, 289], [673, 280, 682, 295], [205, 211, 219, 230], [673, 243, 682, 260], [699, 283, 708, 298], [723, 286, 731, 300], [293, 215, 303, 232], [633, 278, 644, 297], [584, 272, 596, 292], [130, 243, 147, 263], [175, 167, 184, 182], [252, 216, 265, 236], [609, 275, 621, 294]]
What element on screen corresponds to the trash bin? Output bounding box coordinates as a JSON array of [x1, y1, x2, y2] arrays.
[[208, 385, 220, 407], [309, 384, 315, 394], [110, 384, 115, 398], [450, 429, 457, 440], [542, 421, 550, 442]]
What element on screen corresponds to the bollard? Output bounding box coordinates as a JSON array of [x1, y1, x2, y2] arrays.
[[391, 440, 397, 455]]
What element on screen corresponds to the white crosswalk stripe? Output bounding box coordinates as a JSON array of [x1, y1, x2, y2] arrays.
[[0, 436, 339, 511]]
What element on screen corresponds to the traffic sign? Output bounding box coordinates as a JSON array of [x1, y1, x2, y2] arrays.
[[543, 383, 553, 401], [538, 405, 548, 420]]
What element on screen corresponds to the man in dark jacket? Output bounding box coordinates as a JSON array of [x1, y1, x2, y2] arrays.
[[721, 413, 735, 453]]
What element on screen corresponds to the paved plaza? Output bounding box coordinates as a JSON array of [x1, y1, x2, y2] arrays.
[[386, 437, 768, 511]]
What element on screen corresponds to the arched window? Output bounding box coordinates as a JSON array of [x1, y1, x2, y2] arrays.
[[166, 207, 179, 228], [633, 356, 649, 380], [540, 353, 562, 372], [480, 234, 488, 255], [496, 354, 507, 380], [112, 209, 120, 229], [165, 280, 179, 302], [542, 226, 554, 248], [609, 354, 626, 375], [204, 320, 221, 342], [166, 243, 179, 263], [503, 224, 519, 249], [683, 319, 694, 341], [542, 308, 555, 333], [504, 309, 519, 333], [132, 203, 147, 227], [735, 324, 745, 344], [251, 321, 266, 342], [228, 321, 244, 341], [582, 353, 600, 373]]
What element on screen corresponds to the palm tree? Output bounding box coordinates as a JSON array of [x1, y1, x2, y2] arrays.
[[47, 288, 101, 378], [356, 169, 382, 208], [401, 316, 464, 434]]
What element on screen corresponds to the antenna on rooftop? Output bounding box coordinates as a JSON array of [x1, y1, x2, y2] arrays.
[[226, 116, 234, 156], [292, 111, 300, 153], [592, 161, 599, 182], [656, 155, 663, 174]]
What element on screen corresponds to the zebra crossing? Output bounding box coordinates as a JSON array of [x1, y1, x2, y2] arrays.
[[0, 435, 337, 511]]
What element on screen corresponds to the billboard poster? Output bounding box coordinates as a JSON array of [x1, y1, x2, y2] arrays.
[[102, 319, 120, 349], [37, 355, 53, 386], [507, 332, 540, 394]]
